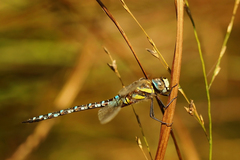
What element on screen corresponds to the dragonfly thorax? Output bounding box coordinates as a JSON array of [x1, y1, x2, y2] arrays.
[[151, 77, 170, 94]]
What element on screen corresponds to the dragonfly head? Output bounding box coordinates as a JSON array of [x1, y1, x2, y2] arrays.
[[152, 77, 170, 94]]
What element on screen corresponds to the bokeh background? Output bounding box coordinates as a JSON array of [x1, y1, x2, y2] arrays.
[[1, 0, 240, 160]]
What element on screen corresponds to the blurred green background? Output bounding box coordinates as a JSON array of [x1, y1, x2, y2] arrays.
[[1, 0, 240, 160]]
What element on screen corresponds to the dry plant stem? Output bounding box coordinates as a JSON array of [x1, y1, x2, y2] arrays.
[[96, 2, 154, 157], [105, 48, 153, 160], [103, 47, 125, 87], [96, 0, 148, 79], [209, 0, 240, 88], [134, 108, 154, 160], [119, 0, 169, 71], [136, 137, 149, 160], [8, 38, 95, 160], [155, 0, 184, 160]]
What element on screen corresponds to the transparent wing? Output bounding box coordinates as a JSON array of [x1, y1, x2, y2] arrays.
[[98, 105, 121, 124], [119, 78, 151, 96]]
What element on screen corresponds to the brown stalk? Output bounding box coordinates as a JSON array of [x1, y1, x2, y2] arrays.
[[155, 0, 184, 160]]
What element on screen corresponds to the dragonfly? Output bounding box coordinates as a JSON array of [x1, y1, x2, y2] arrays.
[[23, 77, 175, 124]]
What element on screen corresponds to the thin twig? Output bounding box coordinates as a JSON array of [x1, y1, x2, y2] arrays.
[[96, 0, 148, 79], [134, 109, 153, 160], [120, 0, 170, 72], [136, 137, 149, 160], [103, 47, 125, 87]]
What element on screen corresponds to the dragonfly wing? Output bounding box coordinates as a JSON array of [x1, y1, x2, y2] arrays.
[[118, 78, 151, 96], [98, 105, 121, 124]]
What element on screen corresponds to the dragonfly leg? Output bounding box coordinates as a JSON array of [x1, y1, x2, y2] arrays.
[[156, 95, 177, 109], [150, 99, 172, 127], [165, 96, 178, 108]]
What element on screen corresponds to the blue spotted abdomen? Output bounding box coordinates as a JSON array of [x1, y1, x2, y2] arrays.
[[22, 95, 121, 123]]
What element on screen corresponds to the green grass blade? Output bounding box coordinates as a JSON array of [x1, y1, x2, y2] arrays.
[[185, 1, 212, 159]]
